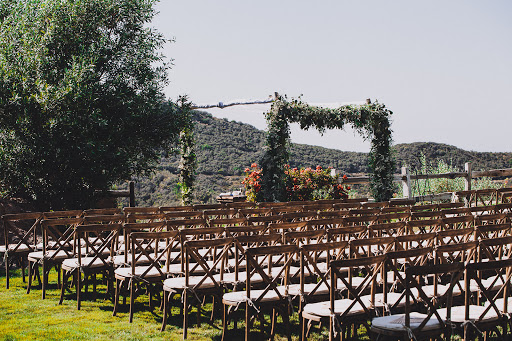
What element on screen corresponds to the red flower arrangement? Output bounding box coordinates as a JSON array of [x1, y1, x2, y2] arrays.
[[242, 163, 350, 202]]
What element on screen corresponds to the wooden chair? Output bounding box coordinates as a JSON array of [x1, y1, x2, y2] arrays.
[[439, 207, 471, 218], [449, 259, 512, 340], [158, 205, 194, 213], [203, 208, 238, 221], [1, 212, 43, 288], [161, 237, 234, 338], [410, 203, 438, 212], [347, 208, 381, 217], [380, 206, 411, 214], [221, 244, 299, 341], [368, 221, 406, 238], [306, 217, 346, 231], [163, 211, 203, 221], [301, 255, 386, 340], [27, 217, 83, 298], [112, 230, 180, 322], [475, 223, 512, 240], [59, 223, 121, 309], [247, 215, 283, 227], [166, 217, 208, 231], [361, 201, 389, 209], [349, 236, 395, 259], [371, 262, 464, 341], [440, 215, 474, 233], [438, 202, 465, 210], [406, 218, 443, 234], [327, 225, 367, 243], [208, 217, 248, 228], [436, 228, 473, 247], [475, 212, 507, 225], [237, 207, 272, 218], [376, 212, 410, 224]]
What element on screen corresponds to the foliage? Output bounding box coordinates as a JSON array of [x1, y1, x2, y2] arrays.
[[400, 154, 502, 197], [177, 96, 196, 206], [0, 0, 180, 210], [260, 96, 395, 202], [243, 163, 349, 203], [118, 111, 512, 208]]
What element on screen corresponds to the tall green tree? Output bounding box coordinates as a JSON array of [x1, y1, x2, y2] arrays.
[[0, 0, 180, 209]]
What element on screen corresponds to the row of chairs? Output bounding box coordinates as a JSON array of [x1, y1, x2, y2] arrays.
[[13, 214, 512, 339]]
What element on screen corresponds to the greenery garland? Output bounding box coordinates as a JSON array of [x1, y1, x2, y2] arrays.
[[177, 96, 196, 206], [260, 95, 395, 202]]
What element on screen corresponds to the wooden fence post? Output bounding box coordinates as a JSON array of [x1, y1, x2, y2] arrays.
[[129, 181, 135, 207], [402, 166, 412, 199], [464, 162, 472, 191]]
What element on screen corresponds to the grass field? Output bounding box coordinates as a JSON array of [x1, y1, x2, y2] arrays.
[[0, 268, 343, 341]]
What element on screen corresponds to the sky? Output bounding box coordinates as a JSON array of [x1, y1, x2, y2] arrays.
[[151, 1, 512, 153]]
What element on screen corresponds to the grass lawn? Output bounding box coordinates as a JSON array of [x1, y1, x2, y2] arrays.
[[0, 268, 344, 341]]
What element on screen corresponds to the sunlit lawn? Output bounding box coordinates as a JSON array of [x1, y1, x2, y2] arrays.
[[0, 268, 342, 341]]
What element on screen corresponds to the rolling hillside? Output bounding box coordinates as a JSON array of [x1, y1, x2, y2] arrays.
[[120, 111, 512, 206]]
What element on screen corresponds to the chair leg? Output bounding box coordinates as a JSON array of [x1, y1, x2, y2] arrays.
[[160, 290, 169, 332], [26, 261, 32, 294], [129, 280, 135, 323], [42, 259, 47, 299], [270, 308, 277, 339], [21, 257, 26, 283], [77, 270, 81, 310], [183, 291, 189, 339], [5, 256, 9, 289], [282, 308, 292, 341], [221, 303, 228, 341], [245, 301, 251, 341], [59, 270, 67, 305], [112, 279, 121, 316]]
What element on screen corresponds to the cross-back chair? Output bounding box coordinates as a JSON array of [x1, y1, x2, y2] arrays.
[[161, 237, 234, 339], [27, 217, 83, 298], [221, 244, 299, 341], [112, 230, 180, 322], [1, 212, 43, 288], [371, 262, 464, 341], [59, 223, 121, 309], [302, 255, 386, 340]]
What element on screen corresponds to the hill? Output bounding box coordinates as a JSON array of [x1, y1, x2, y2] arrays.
[[120, 111, 512, 206]]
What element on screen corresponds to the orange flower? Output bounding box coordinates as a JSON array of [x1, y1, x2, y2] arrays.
[[346, 186, 351, 190], [251, 163, 257, 168], [342, 174, 348, 180]]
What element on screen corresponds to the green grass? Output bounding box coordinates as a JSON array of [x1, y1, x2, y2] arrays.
[[0, 268, 337, 341]]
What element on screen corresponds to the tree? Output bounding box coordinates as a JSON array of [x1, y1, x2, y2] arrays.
[[0, 0, 181, 209]]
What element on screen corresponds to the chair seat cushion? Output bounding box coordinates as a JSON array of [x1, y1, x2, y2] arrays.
[[213, 272, 264, 285], [163, 276, 217, 290], [437, 305, 500, 323], [114, 266, 164, 279], [223, 286, 288, 304], [372, 312, 444, 332], [28, 250, 71, 261], [303, 298, 367, 317], [0, 244, 32, 254], [62, 257, 109, 270], [287, 283, 329, 297]]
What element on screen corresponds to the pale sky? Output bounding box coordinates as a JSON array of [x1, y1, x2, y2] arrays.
[[152, 1, 512, 152]]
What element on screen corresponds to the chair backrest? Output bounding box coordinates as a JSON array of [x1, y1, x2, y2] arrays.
[[306, 217, 346, 230], [361, 201, 389, 209], [237, 207, 272, 218], [410, 203, 438, 212], [166, 218, 208, 230], [347, 208, 381, 217], [470, 205, 497, 217], [380, 206, 411, 214], [395, 233, 436, 251], [411, 210, 444, 220], [465, 258, 512, 320], [435, 241, 478, 265], [474, 189, 498, 207], [438, 202, 465, 210], [280, 211, 318, 222], [404, 262, 464, 336], [2, 212, 43, 254], [376, 212, 410, 224], [225, 224, 267, 238], [75, 223, 121, 269], [41, 217, 84, 260], [478, 236, 512, 262], [158, 205, 194, 213], [343, 215, 378, 227], [406, 218, 443, 234], [267, 221, 308, 235], [368, 221, 406, 238], [83, 208, 122, 216], [300, 241, 349, 300], [475, 213, 507, 225], [83, 214, 125, 225], [440, 215, 474, 231], [436, 228, 473, 246], [43, 210, 83, 219], [440, 207, 471, 218], [129, 230, 180, 279], [248, 215, 283, 226], [163, 211, 203, 221], [327, 225, 367, 242], [330, 255, 387, 320], [184, 237, 234, 291], [245, 244, 299, 304], [125, 212, 165, 224], [349, 236, 395, 258], [203, 209, 238, 220], [475, 223, 512, 240], [208, 217, 248, 228]]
